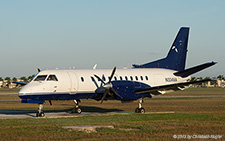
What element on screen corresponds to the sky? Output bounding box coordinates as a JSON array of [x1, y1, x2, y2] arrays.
[[0, 0, 225, 78]]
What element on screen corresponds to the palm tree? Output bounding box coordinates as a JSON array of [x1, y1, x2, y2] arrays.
[[5, 77, 11, 87], [20, 76, 28, 82]]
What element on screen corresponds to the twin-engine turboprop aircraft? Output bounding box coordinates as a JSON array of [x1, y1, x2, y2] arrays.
[[15, 27, 216, 117]]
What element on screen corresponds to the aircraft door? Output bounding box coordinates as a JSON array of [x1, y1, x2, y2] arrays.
[[67, 72, 78, 94]]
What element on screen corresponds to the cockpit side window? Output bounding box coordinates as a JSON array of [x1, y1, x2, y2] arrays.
[[34, 75, 47, 81], [47, 75, 58, 81]]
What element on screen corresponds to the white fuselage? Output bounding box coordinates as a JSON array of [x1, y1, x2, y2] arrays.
[[19, 68, 189, 101]]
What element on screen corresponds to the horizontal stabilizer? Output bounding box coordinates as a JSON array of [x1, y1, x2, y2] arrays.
[[174, 62, 217, 77], [134, 79, 211, 94], [12, 81, 27, 86]]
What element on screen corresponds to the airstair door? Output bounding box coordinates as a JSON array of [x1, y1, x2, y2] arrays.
[[67, 72, 78, 94]]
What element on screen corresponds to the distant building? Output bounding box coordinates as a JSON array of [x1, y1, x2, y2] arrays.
[[217, 79, 224, 87], [0, 81, 3, 88]]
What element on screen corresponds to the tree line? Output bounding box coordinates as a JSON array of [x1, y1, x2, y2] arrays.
[[0, 75, 35, 86]]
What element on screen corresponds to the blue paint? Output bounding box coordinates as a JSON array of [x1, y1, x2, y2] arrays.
[[19, 93, 98, 101], [133, 27, 189, 71], [19, 80, 152, 103], [21, 99, 45, 104]]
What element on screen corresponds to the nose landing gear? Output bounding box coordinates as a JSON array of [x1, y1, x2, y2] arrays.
[[36, 104, 45, 117]]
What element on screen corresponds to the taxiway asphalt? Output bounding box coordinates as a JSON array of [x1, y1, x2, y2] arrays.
[[0, 110, 131, 119]]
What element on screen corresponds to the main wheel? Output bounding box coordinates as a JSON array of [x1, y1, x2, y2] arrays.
[[71, 108, 76, 113], [71, 108, 82, 114], [135, 108, 145, 113], [36, 112, 45, 117], [140, 108, 145, 113], [76, 108, 82, 114], [135, 107, 140, 113]]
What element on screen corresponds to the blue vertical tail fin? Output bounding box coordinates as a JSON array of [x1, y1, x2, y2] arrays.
[[133, 27, 189, 71]]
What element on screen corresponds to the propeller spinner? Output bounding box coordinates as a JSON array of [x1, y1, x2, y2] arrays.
[[94, 67, 123, 103]]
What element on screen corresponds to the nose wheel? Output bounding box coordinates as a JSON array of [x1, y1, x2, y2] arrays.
[[135, 98, 145, 113], [71, 100, 82, 114], [36, 104, 45, 117]]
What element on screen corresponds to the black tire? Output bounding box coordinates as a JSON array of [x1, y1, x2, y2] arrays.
[[140, 108, 145, 113], [36, 112, 45, 117], [40, 112, 45, 117], [71, 108, 76, 113], [135, 107, 140, 113], [71, 108, 82, 114], [76, 108, 82, 114]]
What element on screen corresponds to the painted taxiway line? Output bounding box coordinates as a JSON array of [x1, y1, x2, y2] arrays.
[[0, 110, 131, 119], [0, 110, 175, 119]]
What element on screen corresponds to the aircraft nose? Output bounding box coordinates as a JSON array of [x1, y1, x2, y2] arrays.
[[18, 86, 32, 97]]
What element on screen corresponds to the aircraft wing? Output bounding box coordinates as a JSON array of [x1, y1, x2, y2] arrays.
[[133, 79, 211, 95]]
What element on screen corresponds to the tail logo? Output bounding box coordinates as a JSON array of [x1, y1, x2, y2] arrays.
[[172, 46, 178, 53], [179, 40, 183, 45]]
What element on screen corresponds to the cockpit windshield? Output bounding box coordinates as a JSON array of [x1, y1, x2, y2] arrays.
[[47, 75, 58, 81], [34, 75, 47, 81]]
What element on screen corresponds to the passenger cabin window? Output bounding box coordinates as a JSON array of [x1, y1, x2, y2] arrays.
[[34, 75, 47, 81], [130, 76, 133, 81], [135, 76, 138, 80], [120, 76, 123, 80], [145, 76, 148, 80], [81, 77, 84, 82], [114, 77, 117, 81], [47, 75, 58, 81], [140, 76, 143, 81], [125, 76, 128, 81], [91, 76, 95, 82]]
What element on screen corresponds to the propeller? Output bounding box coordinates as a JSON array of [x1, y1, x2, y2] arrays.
[[94, 66, 123, 103]]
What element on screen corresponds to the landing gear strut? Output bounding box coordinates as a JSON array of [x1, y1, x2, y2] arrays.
[[36, 104, 45, 117], [71, 99, 82, 114], [135, 98, 145, 113]]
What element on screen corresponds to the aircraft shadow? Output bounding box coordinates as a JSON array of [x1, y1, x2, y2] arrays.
[[0, 110, 38, 118], [0, 106, 124, 118], [59, 104, 124, 113], [77, 105, 123, 113]]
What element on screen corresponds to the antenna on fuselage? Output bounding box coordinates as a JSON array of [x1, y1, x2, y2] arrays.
[[93, 64, 97, 70], [37, 67, 41, 72]]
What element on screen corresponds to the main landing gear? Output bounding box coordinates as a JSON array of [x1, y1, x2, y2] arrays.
[[36, 104, 45, 117], [135, 98, 145, 113], [71, 99, 82, 114]]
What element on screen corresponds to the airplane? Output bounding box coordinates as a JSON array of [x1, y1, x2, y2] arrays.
[[14, 27, 216, 117]]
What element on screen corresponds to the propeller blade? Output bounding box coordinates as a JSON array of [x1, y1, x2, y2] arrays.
[[110, 88, 123, 99], [100, 90, 108, 104], [109, 66, 116, 83], [94, 74, 106, 85]]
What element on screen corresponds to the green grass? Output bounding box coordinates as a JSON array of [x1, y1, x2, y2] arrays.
[[0, 88, 20, 94], [0, 113, 224, 140], [0, 87, 224, 140]]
